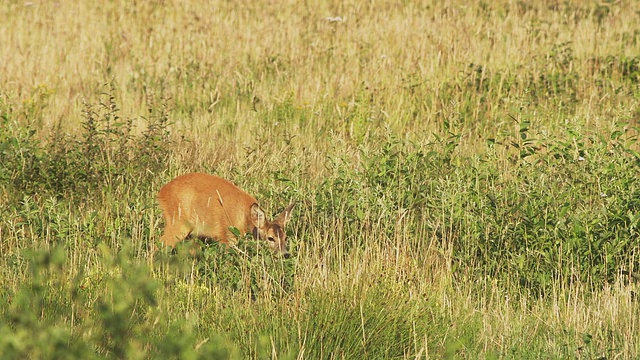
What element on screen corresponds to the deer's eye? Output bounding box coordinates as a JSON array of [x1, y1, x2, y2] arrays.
[[267, 237, 276, 242]]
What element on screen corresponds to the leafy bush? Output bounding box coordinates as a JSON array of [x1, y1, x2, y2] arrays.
[[0, 85, 172, 204], [313, 124, 639, 294], [0, 244, 241, 359]]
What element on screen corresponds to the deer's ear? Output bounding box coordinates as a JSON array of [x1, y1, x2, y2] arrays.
[[274, 202, 295, 227], [250, 203, 267, 228]]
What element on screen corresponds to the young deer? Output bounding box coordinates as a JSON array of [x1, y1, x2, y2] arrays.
[[157, 173, 294, 257]]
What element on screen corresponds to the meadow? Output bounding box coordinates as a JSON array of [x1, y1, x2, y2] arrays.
[[1, 0, 639, 358]]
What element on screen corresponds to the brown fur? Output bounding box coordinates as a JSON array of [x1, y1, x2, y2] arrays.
[[157, 173, 294, 256]]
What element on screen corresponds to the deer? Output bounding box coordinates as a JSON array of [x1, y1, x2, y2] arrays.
[[157, 173, 294, 257]]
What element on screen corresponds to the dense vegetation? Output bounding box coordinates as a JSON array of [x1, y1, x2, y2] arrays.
[[1, 1, 639, 358]]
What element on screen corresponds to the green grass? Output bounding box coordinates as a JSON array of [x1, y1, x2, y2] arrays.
[[1, 0, 640, 358]]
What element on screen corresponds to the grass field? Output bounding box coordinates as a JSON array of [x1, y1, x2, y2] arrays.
[[1, 0, 640, 358]]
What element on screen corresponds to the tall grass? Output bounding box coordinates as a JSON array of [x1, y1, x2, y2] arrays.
[[1, 0, 640, 358]]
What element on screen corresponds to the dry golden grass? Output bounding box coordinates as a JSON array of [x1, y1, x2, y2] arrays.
[[3, 1, 638, 136]]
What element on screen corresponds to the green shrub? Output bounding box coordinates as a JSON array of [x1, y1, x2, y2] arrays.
[[0, 84, 172, 204]]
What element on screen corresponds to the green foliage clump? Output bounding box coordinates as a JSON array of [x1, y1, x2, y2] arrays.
[[313, 124, 639, 294], [0, 244, 241, 359], [0, 85, 171, 204]]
